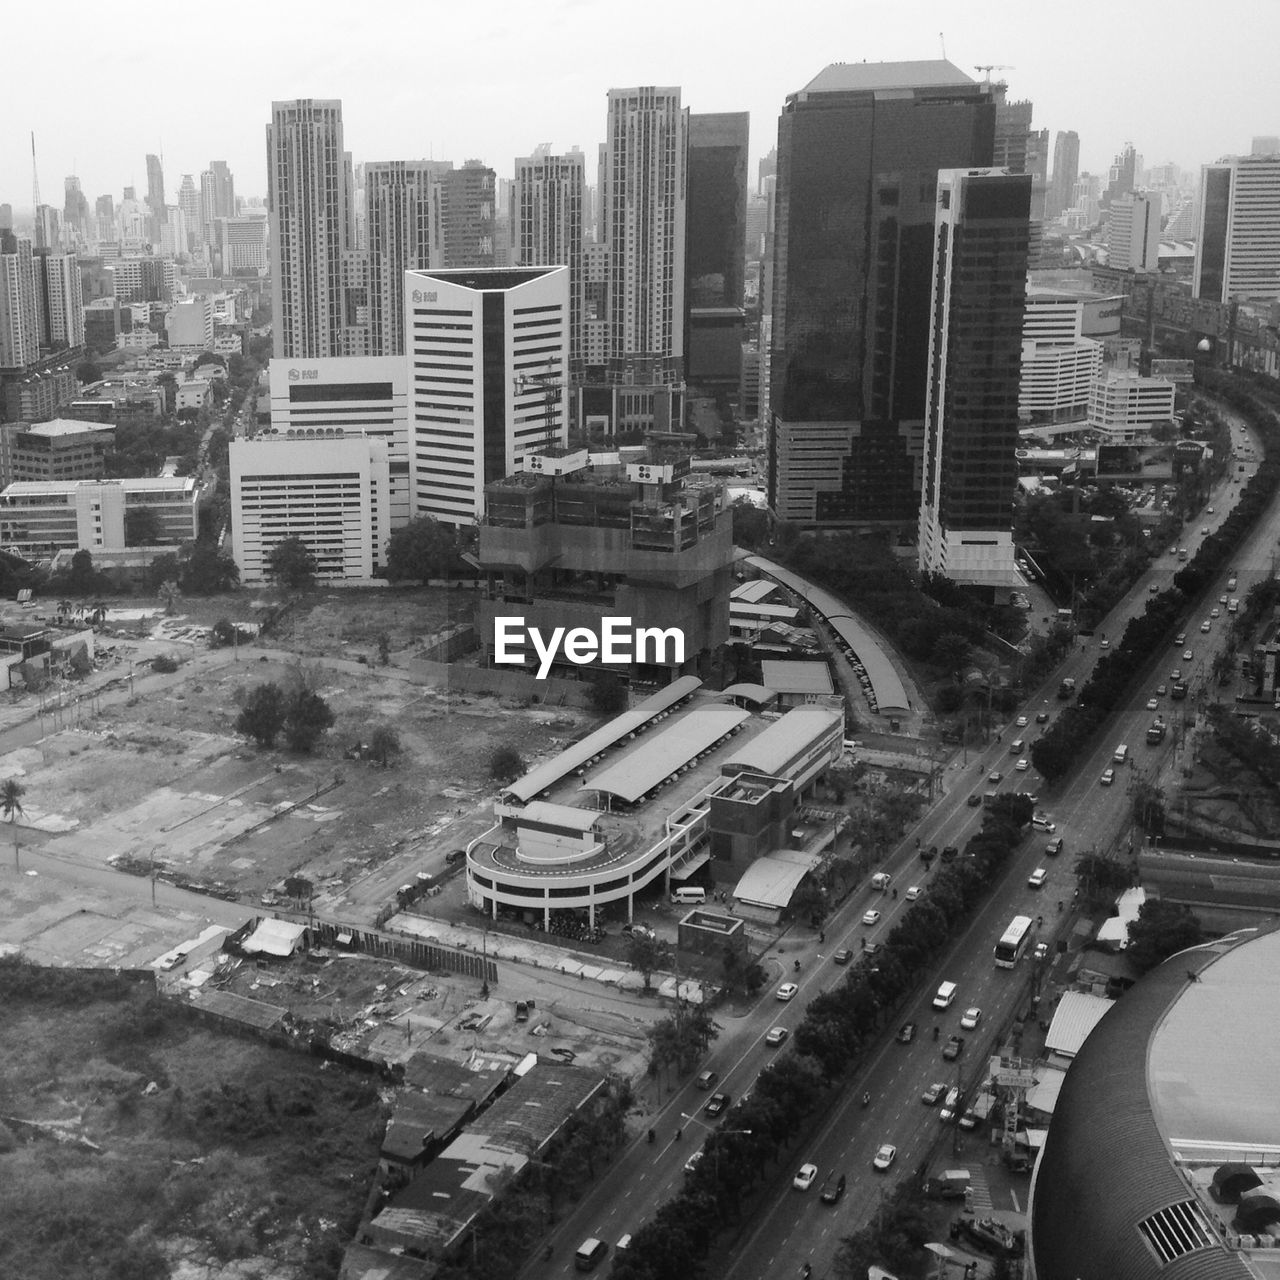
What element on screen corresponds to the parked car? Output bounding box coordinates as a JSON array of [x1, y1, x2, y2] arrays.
[[1033, 941, 1050, 961], [905, 885, 921, 901], [1031, 815, 1056, 832], [444, 848, 467, 865], [1145, 698, 1159, 711]]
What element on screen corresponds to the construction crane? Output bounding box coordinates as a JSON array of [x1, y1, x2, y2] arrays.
[[512, 362, 567, 455], [974, 64, 1015, 87]]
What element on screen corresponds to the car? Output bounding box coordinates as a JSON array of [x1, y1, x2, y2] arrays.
[[704, 1091, 731, 1118], [905, 885, 921, 901], [897, 1021, 917, 1043], [1015, 758, 1029, 772], [1171, 668, 1182, 681], [684, 1149, 704, 1173], [943, 1034, 966, 1060], [1015, 715, 1028, 728], [765, 1026, 789, 1047], [1220, 594, 1229, 605], [1100, 638, 1111, 649], [1035, 711, 1050, 724], [775, 982, 799, 1002], [922, 1081, 947, 1105], [1018, 791, 1039, 806], [1183, 649, 1194, 661], [1146, 697, 1159, 711], [820, 1172, 847, 1204], [445, 848, 467, 865], [940, 1087, 964, 1122], [1201, 526, 1210, 534], [695, 1070, 718, 1090], [864, 940, 881, 956], [832, 948, 853, 965], [1045, 836, 1064, 856], [1100, 768, 1115, 786], [1201, 620, 1212, 633], [872, 1144, 897, 1171], [1031, 814, 1056, 832], [1208, 507, 1215, 515], [1033, 941, 1050, 961], [621, 922, 655, 940], [1156, 683, 1168, 695], [862, 909, 881, 926], [1148, 582, 1159, 592], [1027, 866, 1048, 888], [967, 792, 983, 807], [616, 1234, 632, 1252], [1175, 633, 1186, 645], [793, 1163, 819, 1191], [987, 771, 1003, 784], [960, 1007, 982, 1030], [1211, 607, 1221, 619]]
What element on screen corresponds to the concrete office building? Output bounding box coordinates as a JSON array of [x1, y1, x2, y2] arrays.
[[108, 256, 174, 304], [406, 266, 569, 528], [436, 162, 496, 270], [267, 99, 354, 359], [268, 355, 410, 529], [229, 432, 391, 584], [1194, 153, 1280, 304], [1108, 191, 1161, 272], [213, 215, 268, 273], [364, 160, 451, 357], [1048, 129, 1079, 219], [0, 419, 114, 487], [164, 296, 215, 350], [918, 169, 1031, 582], [145, 154, 166, 241], [33, 251, 85, 352], [769, 61, 996, 529], [1019, 288, 1102, 428], [1088, 370, 1176, 442], [512, 146, 586, 376]]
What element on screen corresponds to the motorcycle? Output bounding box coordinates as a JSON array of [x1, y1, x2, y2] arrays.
[[794, 958, 802, 972], [861, 1092, 870, 1108]]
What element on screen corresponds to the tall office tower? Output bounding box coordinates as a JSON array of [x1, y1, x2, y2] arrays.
[[1104, 142, 1140, 208], [1027, 128, 1050, 221], [1194, 153, 1280, 303], [992, 91, 1032, 172], [32, 251, 85, 351], [267, 98, 351, 359], [1071, 172, 1101, 225], [364, 160, 452, 356], [1107, 192, 1160, 272], [145, 153, 166, 239], [513, 146, 586, 374], [0, 206, 11, 230], [160, 206, 187, 259], [178, 175, 200, 250], [435, 161, 496, 268], [405, 265, 570, 526], [769, 60, 995, 529], [493, 176, 513, 267], [34, 206, 60, 251], [214, 214, 269, 273], [63, 177, 90, 245], [117, 188, 147, 243], [918, 169, 1030, 580], [1252, 136, 1280, 155], [0, 232, 40, 372], [602, 86, 688, 397], [201, 161, 236, 240], [1048, 130, 1080, 219], [94, 194, 115, 244], [685, 112, 748, 394], [758, 147, 777, 194]]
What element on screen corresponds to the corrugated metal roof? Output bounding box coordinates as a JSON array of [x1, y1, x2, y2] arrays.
[[760, 659, 834, 695], [1043, 990, 1113, 1057], [731, 579, 782, 604], [721, 705, 842, 778], [515, 801, 601, 833], [583, 705, 749, 803], [733, 851, 821, 907]]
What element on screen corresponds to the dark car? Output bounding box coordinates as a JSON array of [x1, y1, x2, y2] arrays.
[[832, 948, 853, 966], [445, 848, 467, 865], [943, 1034, 966, 1061], [897, 1021, 917, 1044], [695, 1070, 718, 1090], [940, 845, 959, 863], [1035, 711, 1050, 724], [966, 793, 982, 807], [819, 1172, 847, 1204], [704, 1091, 731, 1118]]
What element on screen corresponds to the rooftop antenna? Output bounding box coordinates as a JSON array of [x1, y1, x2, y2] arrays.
[[31, 132, 41, 211]]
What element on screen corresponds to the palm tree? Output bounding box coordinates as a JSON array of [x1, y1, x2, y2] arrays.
[[2, 779, 26, 870]]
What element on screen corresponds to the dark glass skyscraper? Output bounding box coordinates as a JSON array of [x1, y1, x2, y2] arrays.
[[769, 60, 995, 528]]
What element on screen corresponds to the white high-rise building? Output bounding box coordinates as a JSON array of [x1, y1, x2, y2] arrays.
[[1193, 153, 1280, 303], [0, 233, 39, 372], [1107, 192, 1160, 272], [513, 146, 585, 375], [267, 99, 353, 359], [178, 175, 201, 250], [33, 251, 85, 350], [406, 265, 569, 526], [602, 87, 688, 388]]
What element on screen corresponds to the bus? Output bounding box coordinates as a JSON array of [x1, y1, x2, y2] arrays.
[[994, 915, 1034, 968]]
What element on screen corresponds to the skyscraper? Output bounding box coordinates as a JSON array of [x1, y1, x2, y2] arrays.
[[145, 153, 166, 240], [364, 159, 451, 356], [267, 99, 352, 359], [94, 194, 115, 245], [0, 232, 40, 372], [177, 175, 200, 250], [918, 169, 1030, 581], [33, 250, 85, 350], [602, 87, 688, 393], [63, 177, 90, 245], [1107, 192, 1161, 272], [1104, 142, 1140, 208], [201, 161, 236, 240], [769, 60, 995, 529], [513, 146, 585, 374], [1194, 153, 1280, 303], [435, 161, 496, 269], [1049, 130, 1080, 219]]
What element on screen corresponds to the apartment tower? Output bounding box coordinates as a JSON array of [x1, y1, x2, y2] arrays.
[[1193, 152, 1280, 304], [1048, 130, 1080, 219]]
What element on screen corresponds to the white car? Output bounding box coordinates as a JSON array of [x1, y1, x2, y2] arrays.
[[776, 982, 799, 1002], [1015, 758, 1029, 772], [1145, 698, 1159, 711], [862, 909, 881, 926], [1211, 607, 1221, 619], [905, 885, 921, 901], [793, 1163, 819, 1191], [1100, 768, 1115, 786], [1015, 715, 1028, 728], [1183, 649, 1194, 661], [1201, 620, 1212, 633], [766, 1026, 789, 1047], [1027, 867, 1048, 888], [1156, 683, 1168, 695], [872, 1144, 896, 1171], [1031, 814, 1056, 832], [960, 1007, 982, 1030]]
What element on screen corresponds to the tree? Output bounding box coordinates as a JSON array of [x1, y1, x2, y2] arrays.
[[123, 505, 164, 547], [181, 540, 240, 594], [625, 932, 673, 994], [931, 632, 972, 681], [490, 746, 524, 784], [67, 549, 97, 595], [283, 687, 335, 753], [730, 499, 771, 550], [588, 671, 628, 716], [384, 516, 457, 582], [368, 723, 402, 767], [75, 360, 103, 384], [158, 579, 182, 615], [267, 537, 318, 590], [376, 632, 391, 666], [1126, 900, 1202, 974], [1, 779, 25, 870], [145, 552, 183, 594], [234, 682, 287, 747]]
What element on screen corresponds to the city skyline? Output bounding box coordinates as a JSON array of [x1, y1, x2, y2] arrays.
[[4, 0, 1278, 216]]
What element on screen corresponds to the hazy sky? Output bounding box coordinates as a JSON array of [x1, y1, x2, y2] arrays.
[[4, 0, 1277, 213]]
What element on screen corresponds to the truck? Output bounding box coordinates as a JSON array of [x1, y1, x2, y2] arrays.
[[1057, 677, 1076, 700], [1146, 718, 1167, 744], [924, 1169, 972, 1200], [1170, 682, 1189, 700]]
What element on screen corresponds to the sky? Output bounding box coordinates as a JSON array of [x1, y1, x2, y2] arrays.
[[4, 0, 1278, 214]]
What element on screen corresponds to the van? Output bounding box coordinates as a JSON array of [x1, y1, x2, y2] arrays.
[[574, 1239, 608, 1271], [932, 981, 957, 1010], [870, 872, 891, 891], [1113, 744, 1129, 764], [1009, 738, 1024, 755], [671, 886, 706, 905]]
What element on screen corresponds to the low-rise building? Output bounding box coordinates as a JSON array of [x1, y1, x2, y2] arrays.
[[0, 418, 115, 487], [1088, 370, 1177, 442]]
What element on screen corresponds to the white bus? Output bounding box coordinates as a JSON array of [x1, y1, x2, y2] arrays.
[[994, 915, 1034, 968]]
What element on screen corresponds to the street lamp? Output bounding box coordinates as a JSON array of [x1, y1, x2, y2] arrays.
[[679, 1113, 752, 1179]]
